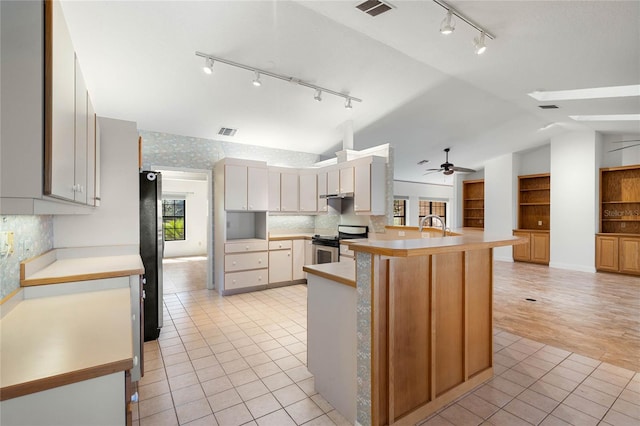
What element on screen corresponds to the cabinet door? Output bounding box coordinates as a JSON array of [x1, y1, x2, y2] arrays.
[[530, 232, 550, 264], [354, 164, 371, 212], [247, 167, 268, 211], [269, 250, 292, 283], [512, 231, 530, 261], [619, 237, 640, 275], [225, 269, 268, 290], [86, 95, 96, 206], [225, 165, 247, 210], [317, 171, 328, 213], [327, 169, 340, 195], [304, 239, 313, 267], [94, 118, 101, 206], [73, 57, 88, 204], [292, 239, 305, 280], [268, 171, 281, 212], [340, 167, 354, 193], [280, 172, 298, 212], [47, 0, 76, 201], [596, 235, 619, 272], [299, 173, 317, 213]]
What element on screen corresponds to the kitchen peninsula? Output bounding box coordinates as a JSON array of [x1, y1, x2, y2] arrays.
[[304, 229, 524, 426]]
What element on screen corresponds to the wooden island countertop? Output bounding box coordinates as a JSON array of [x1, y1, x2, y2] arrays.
[[303, 262, 356, 287]]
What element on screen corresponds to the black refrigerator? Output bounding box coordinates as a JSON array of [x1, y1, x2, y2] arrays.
[[140, 171, 163, 341]]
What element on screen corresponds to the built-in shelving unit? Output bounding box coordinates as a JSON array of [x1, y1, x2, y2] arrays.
[[596, 165, 640, 275], [462, 179, 484, 229], [513, 173, 550, 265]]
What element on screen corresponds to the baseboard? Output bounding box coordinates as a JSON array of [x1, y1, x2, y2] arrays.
[[549, 262, 596, 273]]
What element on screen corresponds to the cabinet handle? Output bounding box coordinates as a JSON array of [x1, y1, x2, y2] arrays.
[[245, 246, 249, 250], [243, 206, 247, 210], [258, 259, 262, 264], [133, 356, 138, 366], [249, 205, 253, 209], [288, 253, 291, 257], [232, 280, 236, 284], [258, 276, 262, 281], [232, 261, 237, 266]]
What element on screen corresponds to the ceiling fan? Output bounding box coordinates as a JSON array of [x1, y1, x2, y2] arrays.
[[608, 139, 640, 152], [420, 148, 476, 175]]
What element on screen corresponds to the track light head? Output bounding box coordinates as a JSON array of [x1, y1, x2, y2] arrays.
[[203, 58, 214, 74], [314, 89, 322, 102], [345, 98, 353, 109], [440, 11, 455, 35], [252, 71, 262, 87], [474, 31, 487, 55]]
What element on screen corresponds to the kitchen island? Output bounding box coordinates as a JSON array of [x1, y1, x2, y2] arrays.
[[305, 230, 524, 426]]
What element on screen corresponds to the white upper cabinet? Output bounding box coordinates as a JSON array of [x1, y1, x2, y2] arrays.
[[73, 56, 88, 204], [340, 166, 354, 194], [86, 95, 97, 206], [299, 173, 317, 213], [247, 167, 268, 211], [317, 171, 327, 213], [47, 0, 76, 201], [280, 171, 299, 212], [224, 164, 268, 211], [268, 171, 281, 212], [354, 158, 386, 215], [327, 169, 340, 195]]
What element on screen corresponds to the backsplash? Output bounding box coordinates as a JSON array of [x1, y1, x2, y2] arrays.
[[0, 215, 54, 299]]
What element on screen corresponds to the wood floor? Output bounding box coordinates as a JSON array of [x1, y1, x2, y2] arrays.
[[493, 261, 639, 372]]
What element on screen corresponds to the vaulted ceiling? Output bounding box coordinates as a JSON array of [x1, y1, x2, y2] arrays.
[[61, 1, 640, 184]]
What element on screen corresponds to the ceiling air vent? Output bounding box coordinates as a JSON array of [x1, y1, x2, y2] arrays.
[[538, 105, 559, 109], [218, 127, 237, 137], [356, 0, 393, 17]]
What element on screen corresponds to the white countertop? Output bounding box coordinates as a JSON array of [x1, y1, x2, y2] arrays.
[[0, 288, 133, 400]]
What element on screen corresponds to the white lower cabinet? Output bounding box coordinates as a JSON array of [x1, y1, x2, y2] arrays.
[[225, 252, 267, 272], [269, 240, 293, 284], [292, 239, 305, 280], [223, 241, 268, 292], [225, 269, 268, 290]]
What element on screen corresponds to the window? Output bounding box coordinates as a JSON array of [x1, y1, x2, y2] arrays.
[[162, 199, 185, 241], [418, 200, 447, 227], [393, 199, 407, 225]]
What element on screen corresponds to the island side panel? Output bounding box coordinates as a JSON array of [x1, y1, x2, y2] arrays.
[[466, 248, 493, 377], [356, 252, 374, 426], [433, 252, 465, 396], [388, 256, 431, 421]]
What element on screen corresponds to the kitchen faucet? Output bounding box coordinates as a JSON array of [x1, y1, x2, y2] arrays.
[[418, 214, 447, 236]]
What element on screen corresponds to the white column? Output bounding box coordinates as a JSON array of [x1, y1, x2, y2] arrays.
[[484, 153, 518, 261]]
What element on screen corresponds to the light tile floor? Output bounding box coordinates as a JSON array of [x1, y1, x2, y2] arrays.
[[132, 283, 639, 426]]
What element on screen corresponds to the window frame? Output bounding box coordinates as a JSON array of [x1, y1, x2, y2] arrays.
[[162, 199, 186, 242]]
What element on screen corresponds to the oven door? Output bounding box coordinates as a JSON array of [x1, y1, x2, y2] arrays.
[[313, 244, 339, 264]]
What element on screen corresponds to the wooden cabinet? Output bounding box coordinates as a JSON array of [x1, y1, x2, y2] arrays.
[[514, 174, 550, 264], [299, 173, 317, 213], [596, 165, 640, 275], [224, 164, 268, 211], [353, 159, 385, 215], [596, 234, 640, 275], [462, 179, 484, 228], [269, 240, 293, 284], [513, 230, 550, 264]]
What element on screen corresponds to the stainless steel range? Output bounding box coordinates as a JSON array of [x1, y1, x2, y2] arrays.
[[311, 225, 368, 264]]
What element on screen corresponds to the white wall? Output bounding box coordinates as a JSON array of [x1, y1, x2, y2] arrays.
[[484, 154, 518, 261], [393, 180, 454, 227], [162, 178, 208, 258], [549, 130, 600, 272], [54, 117, 139, 248], [517, 144, 550, 175]]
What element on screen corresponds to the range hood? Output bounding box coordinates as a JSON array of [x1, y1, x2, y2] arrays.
[[320, 192, 354, 199]]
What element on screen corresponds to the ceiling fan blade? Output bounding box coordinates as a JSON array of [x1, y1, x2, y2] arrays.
[[611, 139, 640, 143], [417, 159, 429, 165], [423, 169, 444, 175], [451, 166, 476, 173], [608, 143, 640, 153]]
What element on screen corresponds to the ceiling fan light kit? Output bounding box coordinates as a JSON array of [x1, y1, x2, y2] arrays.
[[196, 52, 361, 109], [433, 0, 494, 55]]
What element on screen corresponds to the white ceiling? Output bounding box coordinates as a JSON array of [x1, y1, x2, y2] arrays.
[[61, 0, 640, 184]]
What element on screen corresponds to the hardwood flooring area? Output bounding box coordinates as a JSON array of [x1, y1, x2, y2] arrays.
[[163, 256, 207, 294], [493, 261, 639, 372]]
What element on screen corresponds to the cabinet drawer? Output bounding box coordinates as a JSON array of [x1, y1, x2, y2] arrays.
[[225, 269, 268, 290], [225, 252, 267, 272], [269, 240, 292, 250], [225, 241, 269, 253]]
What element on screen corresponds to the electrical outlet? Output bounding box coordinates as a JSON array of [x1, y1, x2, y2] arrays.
[[398, 231, 405, 237], [538, 220, 543, 226], [0, 231, 14, 256]]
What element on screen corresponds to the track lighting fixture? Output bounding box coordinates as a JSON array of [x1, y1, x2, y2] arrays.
[[474, 31, 487, 55], [433, 0, 494, 54], [252, 71, 262, 87], [440, 11, 455, 35], [203, 58, 214, 75], [195, 51, 362, 108]]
